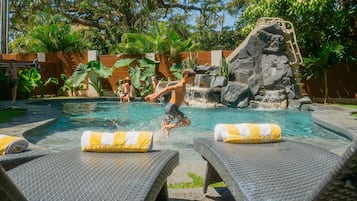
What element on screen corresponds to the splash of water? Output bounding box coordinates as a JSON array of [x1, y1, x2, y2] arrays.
[[107, 118, 122, 130], [153, 129, 169, 144]]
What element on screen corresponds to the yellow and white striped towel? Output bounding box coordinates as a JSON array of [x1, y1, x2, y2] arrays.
[[81, 131, 153, 152], [0, 134, 29, 155], [214, 123, 281, 143]]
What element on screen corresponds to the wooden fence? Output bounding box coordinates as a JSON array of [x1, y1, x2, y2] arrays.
[[303, 63, 357, 102]]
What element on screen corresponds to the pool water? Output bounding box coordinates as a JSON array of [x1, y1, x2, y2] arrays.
[[27, 101, 350, 161]]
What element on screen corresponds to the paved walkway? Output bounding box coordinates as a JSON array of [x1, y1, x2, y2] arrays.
[[1, 99, 356, 201]]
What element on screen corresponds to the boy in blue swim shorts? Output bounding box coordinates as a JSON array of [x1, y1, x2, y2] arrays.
[[147, 69, 196, 135]]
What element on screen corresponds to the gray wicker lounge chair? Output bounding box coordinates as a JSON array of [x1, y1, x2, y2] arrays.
[[0, 148, 51, 170], [194, 137, 357, 201], [0, 148, 179, 201]]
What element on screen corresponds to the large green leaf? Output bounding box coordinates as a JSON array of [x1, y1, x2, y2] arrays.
[[86, 61, 112, 78], [44, 77, 59, 86], [88, 71, 103, 96], [113, 58, 136, 69], [65, 60, 127, 95], [18, 68, 43, 95], [69, 63, 88, 87], [128, 67, 142, 89], [137, 58, 156, 81]]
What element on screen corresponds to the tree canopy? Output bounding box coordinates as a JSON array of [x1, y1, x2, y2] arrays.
[[9, 0, 245, 53], [8, 0, 357, 64]]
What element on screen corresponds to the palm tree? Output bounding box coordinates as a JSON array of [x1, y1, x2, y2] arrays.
[[114, 21, 199, 80]]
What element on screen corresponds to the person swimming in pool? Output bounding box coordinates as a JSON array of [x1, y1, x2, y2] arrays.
[[119, 77, 132, 103], [147, 69, 196, 136]]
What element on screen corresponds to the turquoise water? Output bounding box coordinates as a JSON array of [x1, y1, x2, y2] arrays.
[[27, 101, 350, 160]]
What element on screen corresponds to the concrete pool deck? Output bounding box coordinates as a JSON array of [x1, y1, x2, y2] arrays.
[[1, 99, 356, 201]]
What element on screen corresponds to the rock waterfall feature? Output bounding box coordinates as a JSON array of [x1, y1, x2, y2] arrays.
[[189, 20, 311, 110]]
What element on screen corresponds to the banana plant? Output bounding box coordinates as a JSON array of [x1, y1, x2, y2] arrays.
[[66, 58, 135, 96], [114, 21, 199, 86], [60, 74, 77, 96], [115, 57, 157, 96]]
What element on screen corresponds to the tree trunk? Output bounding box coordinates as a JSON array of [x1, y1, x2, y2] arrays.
[[323, 70, 329, 104]]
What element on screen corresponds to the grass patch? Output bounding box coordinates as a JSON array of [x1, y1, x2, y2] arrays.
[[168, 172, 226, 189], [335, 104, 357, 109], [334, 104, 357, 118], [0, 107, 26, 123], [352, 112, 357, 118]]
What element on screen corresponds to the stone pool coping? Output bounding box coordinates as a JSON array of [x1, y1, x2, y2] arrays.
[[311, 104, 357, 140]]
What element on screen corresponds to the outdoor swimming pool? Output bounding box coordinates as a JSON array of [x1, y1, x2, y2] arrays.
[[26, 100, 351, 161]]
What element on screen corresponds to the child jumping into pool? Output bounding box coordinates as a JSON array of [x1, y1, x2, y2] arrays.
[[147, 69, 196, 136]]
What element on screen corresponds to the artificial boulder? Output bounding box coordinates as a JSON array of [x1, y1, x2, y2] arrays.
[[221, 82, 250, 108], [188, 20, 309, 109], [226, 23, 300, 108]]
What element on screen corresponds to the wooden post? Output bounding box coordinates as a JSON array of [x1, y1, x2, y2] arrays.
[[0, 0, 9, 54]]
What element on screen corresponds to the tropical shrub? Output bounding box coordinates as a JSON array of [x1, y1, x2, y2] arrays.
[[10, 10, 89, 53], [114, 21, 199, 56], [302, 41, 345, 103], [66, 59, 135, 96], [18, 68, 58, 98], [115, 58, 157, 97], [114, 21, 199, 88]]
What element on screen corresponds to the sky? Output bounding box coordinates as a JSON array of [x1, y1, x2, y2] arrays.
[[170, 0, 239, 30]]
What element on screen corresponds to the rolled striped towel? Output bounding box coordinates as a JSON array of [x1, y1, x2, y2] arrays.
[[214, 123, 281, 143], [81, 131, 153, 152], [0, 134, 29, 155]]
